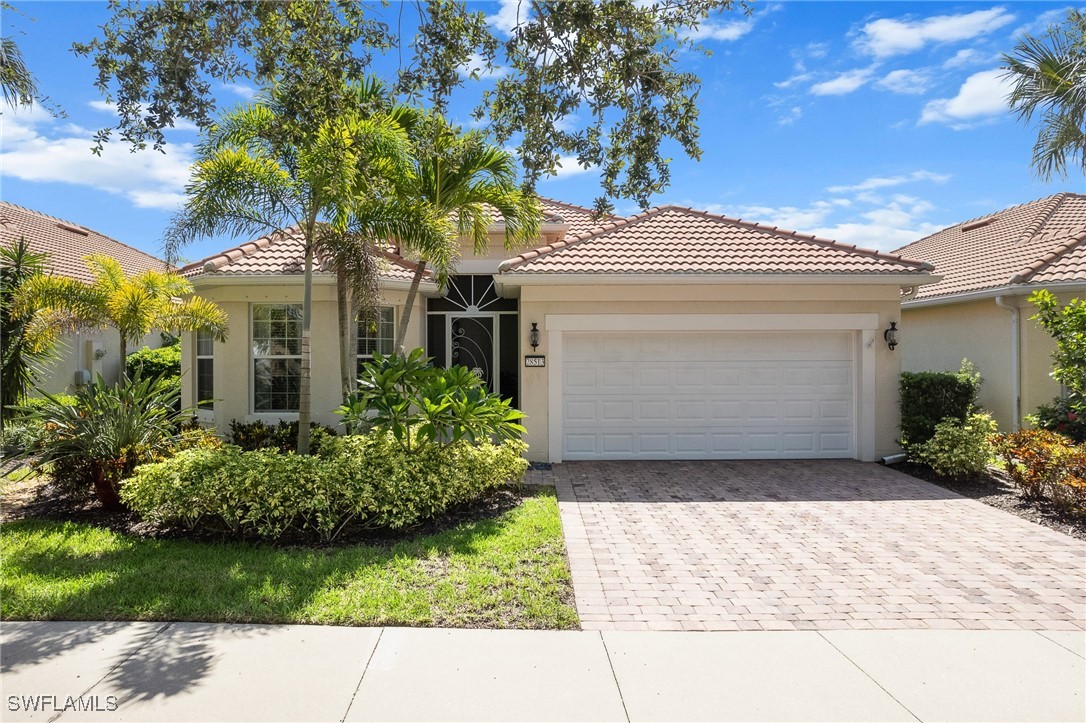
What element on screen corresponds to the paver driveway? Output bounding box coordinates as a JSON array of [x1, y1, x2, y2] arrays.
[[537, 460, 1086, 632]]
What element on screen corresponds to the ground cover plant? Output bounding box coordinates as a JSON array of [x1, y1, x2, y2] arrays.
[[1, 488, 577, 629]]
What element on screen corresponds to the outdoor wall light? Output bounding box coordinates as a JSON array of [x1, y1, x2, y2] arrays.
[[884, 321, 899, 351], [529, 322, 540, 351]]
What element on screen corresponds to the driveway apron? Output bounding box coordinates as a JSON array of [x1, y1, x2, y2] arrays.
[[545, 460, 1086, 632]]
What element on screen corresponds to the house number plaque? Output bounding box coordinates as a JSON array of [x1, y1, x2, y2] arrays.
[[524, 355, 546, 368]]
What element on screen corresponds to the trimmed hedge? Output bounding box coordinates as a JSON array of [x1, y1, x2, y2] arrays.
[[126, 344, 181, 381], [122, 434, 529, 541], [912, 413, 996, 480], [899, 361, 981, 449]]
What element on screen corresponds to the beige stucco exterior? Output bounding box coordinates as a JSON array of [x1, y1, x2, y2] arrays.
[[513, 282, 906, 462], [34, 329, 161, 395], [901, 288, 1082, 431], [181, 276, 428, 432]]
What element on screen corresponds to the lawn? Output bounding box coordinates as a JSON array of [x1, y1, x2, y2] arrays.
[[1, 488, 578, 629]]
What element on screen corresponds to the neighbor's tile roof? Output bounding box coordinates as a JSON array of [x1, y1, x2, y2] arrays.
[[0, 201, 167, 283], [892, 193, 1086, 300], [476, 197, 617, 238], [499, 205, 933, 276], [180, 226, 430, 282]]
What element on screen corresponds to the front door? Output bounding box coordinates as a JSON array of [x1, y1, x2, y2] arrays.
[[450, 316, 495, 389]]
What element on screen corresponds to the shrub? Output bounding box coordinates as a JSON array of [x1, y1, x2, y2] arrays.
[[993, 430, 1086, 510], [14, 375, 193, 508], [912, 413, 997, 479], [1029, 394, 1086, 443], [337, 349, 526, 451], [123, 434, 529, 541], [227, 419, 337, 454], [899, 359, 981, 449], [125, 343, 182, 381], [0, 420, 43, 455]]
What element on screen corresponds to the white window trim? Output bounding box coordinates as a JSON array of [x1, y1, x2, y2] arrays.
[[356, 306, 396, 367], [195, 329, 215, 416], [250, 303, 304, 414]]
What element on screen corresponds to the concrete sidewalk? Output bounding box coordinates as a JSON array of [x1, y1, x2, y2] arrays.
[[2, 623, 1083, 722]]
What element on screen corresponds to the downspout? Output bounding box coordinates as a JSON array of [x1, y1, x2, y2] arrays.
[[994, 296, 1021, 430]]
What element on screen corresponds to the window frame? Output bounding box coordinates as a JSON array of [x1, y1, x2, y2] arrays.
[[195, 329, 215, 412], [356, 306, 396, 376], [250, 303, 304, 414]]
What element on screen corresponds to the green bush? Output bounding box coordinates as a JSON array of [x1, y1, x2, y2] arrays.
[[1029, 394, 1086, 443], [993, 429, 1086, 510], [125, 344, 182, 381], [899, 359, 981, 449], [337, 349, 526, 451], [13, 375, 193, 508], [0, 420, 43, 455], [123, 434, 529, 542], [913, 413, 997, 479], [227, 419, 337, 454]]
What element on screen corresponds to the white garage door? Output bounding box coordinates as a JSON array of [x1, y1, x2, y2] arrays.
[[562, 331, 855, 460]]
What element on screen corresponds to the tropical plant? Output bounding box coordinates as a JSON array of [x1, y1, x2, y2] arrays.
[[166, 82, 445, 454], [393, 116, 542, 350], [994, 429, 1086, 510], [12, 255, 228, 363], [337, 349, 526, 452], [1029, 289, 1086, 396], [899, 360, 982, 450], [1003, 9, 1086, 180], [0, 238, 51, 422], [14, 374, 192, 509], [1030, 394, 1086, 443], [0, 2, 37, 110], [912, 413, 997, 480]]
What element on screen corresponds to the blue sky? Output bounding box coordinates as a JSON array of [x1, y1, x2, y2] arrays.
[[2, 1, 1083, 264]]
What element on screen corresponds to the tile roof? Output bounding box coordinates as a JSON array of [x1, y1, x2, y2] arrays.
[[892, 193, 1086, 300], [474, 197, 616, 238], [180, 226, 430, 282], [499, 205, 934, 276], [0, 201, 167, 283]]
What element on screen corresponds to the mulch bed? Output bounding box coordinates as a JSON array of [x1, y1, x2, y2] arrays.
[[891, 461, 1086, 541], [0, 471, 536, 549]]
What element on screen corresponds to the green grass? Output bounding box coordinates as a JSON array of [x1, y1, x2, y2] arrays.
[[1, 489, 578, 629]]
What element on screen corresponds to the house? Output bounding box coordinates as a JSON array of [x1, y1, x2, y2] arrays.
[[893, 193, 1086, 431], [0, 202, 168, 393], [179, 199, 937, 462]]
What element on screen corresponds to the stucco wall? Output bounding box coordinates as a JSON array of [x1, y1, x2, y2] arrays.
[[33, 329, 161, 396], [900, 292, 1072, 431], [181, 278, 427, 433], [515, 283, 905, 462]]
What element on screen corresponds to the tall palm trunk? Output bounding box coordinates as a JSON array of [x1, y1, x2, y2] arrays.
[[297, 229, 315, 455], [336, 267, 354, 400], [395, 261, 426, 351], [119, 332, 127, 379]]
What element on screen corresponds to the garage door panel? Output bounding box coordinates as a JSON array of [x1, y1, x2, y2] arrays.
[[562, 332, 854, 460]]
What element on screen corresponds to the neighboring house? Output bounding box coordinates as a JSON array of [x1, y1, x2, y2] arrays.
[[180, 199, 936, 462], [893, 192, 1086, 432], [0, 202, 169, 394]]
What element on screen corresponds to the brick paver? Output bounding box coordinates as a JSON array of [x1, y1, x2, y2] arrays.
[[544, 460, 1086, 631]]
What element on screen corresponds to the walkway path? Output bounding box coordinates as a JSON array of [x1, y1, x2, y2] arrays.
[[3, 622, 1085, 722]]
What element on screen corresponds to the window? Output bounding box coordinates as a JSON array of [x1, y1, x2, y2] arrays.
[[357, 307, 395, 375], [196, 330, 214, 410], [252, 304, 302, 412]]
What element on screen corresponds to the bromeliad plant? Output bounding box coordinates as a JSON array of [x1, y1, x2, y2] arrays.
[[15, 374, 194, 510], [336, 348, 526, 451]]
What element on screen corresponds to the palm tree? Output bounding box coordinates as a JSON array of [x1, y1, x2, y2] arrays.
[[393, 117, 543, 350], [1003, 9, 1086, 180], [166, 84, 435, 454], [1, 238, 50, 419], [13, 254, 228, 366]]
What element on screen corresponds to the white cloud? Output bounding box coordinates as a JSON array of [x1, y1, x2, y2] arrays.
[[943, 48, 980, 68], [875, 68, 932, 95], [488, 0, 528, 35], [87, 100, 114, 113], [0, 108, 194, 211], [458, 52, 508, 80], [685, 18, 754, 42], [809, 68, 874, 96], [777, 106, 803, 126], [858, 7, 1015, 58], [221, 83, 256, 100], [919, 68, 1010, 126], [774, 72, 812, 90], [550, 155, 595, 179], [86, 99, 200, 132], [827, 170, 950, 194], [810, 220, 945, 248]]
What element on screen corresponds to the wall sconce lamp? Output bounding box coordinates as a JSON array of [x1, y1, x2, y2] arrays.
[[884, 321, 899, 351], [529, 322, 540, 351]]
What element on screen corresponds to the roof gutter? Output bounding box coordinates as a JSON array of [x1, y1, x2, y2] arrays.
[[902, 281, 1086, 308], [496, 272, 941, 288], [994, 295, 1021, 431]]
